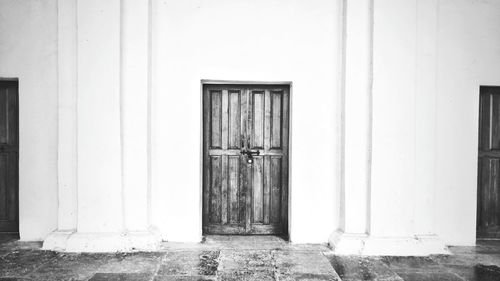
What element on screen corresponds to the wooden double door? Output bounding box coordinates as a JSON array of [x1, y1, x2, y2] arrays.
[[0, 81, 18, 233], [203, 84, 289, 235], [478, 86, 500, 238]]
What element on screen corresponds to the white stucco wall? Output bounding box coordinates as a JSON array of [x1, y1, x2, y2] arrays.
[[371, 0, 422, 238], [2, 0, 500, 249], [435, 0, 500, 245], [0, 0, 58, 240], [369, 0, 440, 238], [150, 0, 342, 243]]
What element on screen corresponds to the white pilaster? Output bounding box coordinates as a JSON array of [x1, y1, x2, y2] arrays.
[[329, 0, 373, 254], [330, 0, 448, 256], [342, 0, 373, 235], [44, 0, 160, 252], [121, 0, 150, 232], [415, 0, 438, 235], [56, 0, 77, 231], [76, 0, 123, 233]]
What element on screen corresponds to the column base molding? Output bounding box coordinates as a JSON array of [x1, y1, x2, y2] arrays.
[[328, 230, 450, 256], [42, 229, 162, 252]]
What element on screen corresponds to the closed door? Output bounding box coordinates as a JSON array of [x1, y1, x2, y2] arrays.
[[0, 81, 18, 233], [203, 84, 289, 235]]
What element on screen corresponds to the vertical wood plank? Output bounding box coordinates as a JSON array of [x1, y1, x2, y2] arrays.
[[264, 90, 271, 152], [211, 91, 222, 148], [483, 158, 492, 228], [263, 156, 271, 224], [221, 155, 228, 224], [221, 90, 229, 150], [271, 91, 282, 149], [281, 89, 289, 232], [252, 157, 264, 223], [245, 157, 252, 231], [7, 88, 18, 224], [229, 91, 241, 149], [203, 87, 210, 230], [497, 164, 500, 228], [229, 156, 240, 224], [492, 159, 499, 227], [247, 89, 252, 150], [479, 93, 491, 151], [210, 156, 222, 223], [8, 87, 18, 148], [245, 89, 252, 231], [0, 87, 7, 222], [0, 89, 7, 144], [477, 158, 483, 230], [492, 95, 500, 150], [239, 89, 251, 232], [240, 154, 247, 229], [271, 157, 282, 223], [252, 91, 264, 149], [0, 154, 5, 220], [7, 154, 16, 221]]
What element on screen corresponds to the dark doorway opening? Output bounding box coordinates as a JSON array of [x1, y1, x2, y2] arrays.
[[478, 86, 500, 238], [0, 80, 19, 234], [202, 83, 290, 237]]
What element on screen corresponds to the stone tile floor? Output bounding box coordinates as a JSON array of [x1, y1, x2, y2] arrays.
[[1, 234, 500, 280]]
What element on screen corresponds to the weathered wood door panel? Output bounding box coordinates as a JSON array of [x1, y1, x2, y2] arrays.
[[0, 81, 18, 233], [478, 86, 500, 238], [203, 85, 289, 235]]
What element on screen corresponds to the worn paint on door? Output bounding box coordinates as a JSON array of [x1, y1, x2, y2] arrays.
[[0, 81, 18, 233], [203, 84, 289, 236]]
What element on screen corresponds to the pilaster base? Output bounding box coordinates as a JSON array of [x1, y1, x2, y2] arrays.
[[329, 230, 450, 256], [43, 230, 162, 252]]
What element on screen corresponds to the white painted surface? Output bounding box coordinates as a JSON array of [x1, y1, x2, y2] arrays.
[[371, 0, 418, 237], [121, 0, 150, 232], [63, 231, 161, 253], [0, 0, 58, 240], [415, 0, 438, 237], [150, 0, 342, 243], [57, 0, 78, 231], [435, 0, 500, 245], [2, 0, 500, 251], [77, 0, 123, 232], [342, 0, 373, 235], [330, 230, 449, 256]]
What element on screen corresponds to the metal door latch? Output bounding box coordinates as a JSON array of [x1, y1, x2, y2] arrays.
[[241, 149, 260, 164]]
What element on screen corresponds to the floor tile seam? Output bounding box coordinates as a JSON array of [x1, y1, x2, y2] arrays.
[[386, 271, 407, 281], [372, 262, 405, 281], [148, 252, 167, 281], [154, 274, 217, 277], [213, 247, 322, 251], [162, 249, 213, 253], [22, 253, 62, 279], [270, 249, 280, 281], [389, 266, 454, 275], [214, 249, 225, 280], [447, 270, 468, 281], [371, 269, 404, 281], [320, 251, 344, 278], [0, 251, 11, 259]]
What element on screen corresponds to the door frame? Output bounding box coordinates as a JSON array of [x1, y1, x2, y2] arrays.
[[0, 78, 19, 234], [199, 80, 293, 239], [477, 85, 500, 239]]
